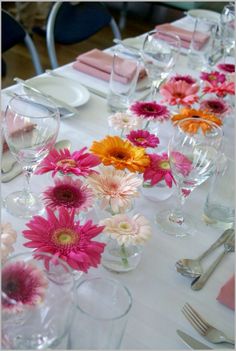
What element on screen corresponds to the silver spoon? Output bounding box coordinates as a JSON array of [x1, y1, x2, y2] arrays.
[[175, 228, 234, 278], [191, 232, 235, 290]]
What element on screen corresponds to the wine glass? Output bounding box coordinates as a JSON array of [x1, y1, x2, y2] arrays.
[[3, 94, 60, 218], [156, 118, 223, 237], [2, 251, 75, 350], [142, 29, 181, 100]]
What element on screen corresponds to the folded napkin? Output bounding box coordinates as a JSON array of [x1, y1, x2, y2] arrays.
[[73, 48, 146, 83], [1, 111, 35, 153], [155, 23, 210, 50], [216, 275, 235, 310]]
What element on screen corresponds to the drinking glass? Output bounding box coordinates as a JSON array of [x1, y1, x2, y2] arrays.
[[68, 277, 132, 349], [203, 155, 235, 230], [156, 118, 223, 237], [221, 3, 235, 58], [107, 47, 141, 112], [187, 18, 218, 71], [142, 29, 181, 100], [3, 94, 60, 218], [2, 251, 75, 350]]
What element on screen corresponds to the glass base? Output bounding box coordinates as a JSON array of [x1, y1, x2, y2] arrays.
[[156, 209, 196, 237], [4, 191, 44, 218]]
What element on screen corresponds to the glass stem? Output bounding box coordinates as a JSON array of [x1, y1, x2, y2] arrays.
[[23, 166, 33, 198], [168, 186, 186, 226], [120, 243, 129, 268]]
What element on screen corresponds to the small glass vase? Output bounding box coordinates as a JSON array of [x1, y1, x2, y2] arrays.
[[141, 180, 173, 202], [102, 237, 142, 273]]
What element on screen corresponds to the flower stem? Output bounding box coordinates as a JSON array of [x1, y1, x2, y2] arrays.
[[120, 244, 129, 268]]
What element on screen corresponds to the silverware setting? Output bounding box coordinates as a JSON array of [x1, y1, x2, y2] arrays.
[[177, 329, 212, 349], [176, 229, 234, 278], [182, 303, 235, 346], [191, 232, 235, 290]]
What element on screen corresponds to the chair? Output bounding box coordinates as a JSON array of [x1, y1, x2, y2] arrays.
[[1, 9, 43, 76], [46, 2, 122, 69]]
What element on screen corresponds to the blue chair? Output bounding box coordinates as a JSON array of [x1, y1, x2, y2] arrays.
[[46, 2, 121, 69], [2, 9, 43, 76]]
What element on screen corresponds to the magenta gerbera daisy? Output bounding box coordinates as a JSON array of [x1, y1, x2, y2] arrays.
[[2, 261, 48, 314], [35, 147, 101, 177], [126, 129, 160, 148], [143, 153, 175, 187], [200, 71, 226, 85], [170, 74, 197, 84], [129, 101, 170, 122], [23, 207, 105, 273], [42, 176, 94, 213], [217, 63, 235, 74], [200, 98, 230, 117]]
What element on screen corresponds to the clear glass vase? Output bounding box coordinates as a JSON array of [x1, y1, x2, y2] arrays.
[[102, 237, 142, 273]]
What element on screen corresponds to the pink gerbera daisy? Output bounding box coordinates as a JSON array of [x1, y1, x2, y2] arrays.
[[200, 71, 226, 85], [23, 207, 105, 273], [143, 153, 175, 187], [170, 151, 192, 177], [129, 101, 170, 122], [200, 98, 230, 117], [160, 80, 199, 107], [126, 129, 159, 148], [170, 74, 197, 84], [202, 81, 235, 97], [217, 63, 235, 74], [2, 261, 48, 314], [42, 176, 94, 214], [87, 167, 142, 213], [35, 147, 100, 177]]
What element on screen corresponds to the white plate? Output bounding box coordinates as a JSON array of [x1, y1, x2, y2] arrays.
[[25, 76, 90, 107], [187, 9, 220, 22], [119, 36, 145, 51]]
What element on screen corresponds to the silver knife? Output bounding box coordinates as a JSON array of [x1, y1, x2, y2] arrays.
[[13, 77, 80, 117], [177, 330, 212, 349]]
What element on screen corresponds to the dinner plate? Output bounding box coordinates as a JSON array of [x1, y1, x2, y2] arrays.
[[25, 76, 90, 107], [186, 9, 220, 22], [119, 36, 145, 51]]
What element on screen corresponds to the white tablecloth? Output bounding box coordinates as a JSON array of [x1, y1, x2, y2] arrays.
[[1, 16, 234, 350]]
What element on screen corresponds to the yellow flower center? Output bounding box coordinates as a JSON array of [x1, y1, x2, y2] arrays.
[[57, 159, 77, 168], [122, 117, 129, 123], [53, 228, 77, 245], [118, 221, 132, 232], [160, 161, 170, 170], [136, 137, 145, 142]]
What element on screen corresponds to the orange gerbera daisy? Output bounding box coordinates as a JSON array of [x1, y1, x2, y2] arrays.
[[90, 136, 150, 173], [171, 108, 222, 134]]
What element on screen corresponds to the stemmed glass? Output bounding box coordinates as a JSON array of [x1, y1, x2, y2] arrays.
[[3, 94, 60, 218], [156, 118, 223, 237], [2, 251, 75, 350], [142, 29, 181, 100]]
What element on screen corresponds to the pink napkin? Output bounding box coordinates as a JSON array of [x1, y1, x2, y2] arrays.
[[73, 48, 146, 83], [216, 275, 235, 310], [1, 111, 35, 153], [155, 23, 210, 50]]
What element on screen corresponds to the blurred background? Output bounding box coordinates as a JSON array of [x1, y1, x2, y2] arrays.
[[1, 1, 226, 89]]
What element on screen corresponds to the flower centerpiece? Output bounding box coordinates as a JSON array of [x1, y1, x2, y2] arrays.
[[23, 207, 106, 274], [99, 213, 152, 272], [87, 166, 142, 215]]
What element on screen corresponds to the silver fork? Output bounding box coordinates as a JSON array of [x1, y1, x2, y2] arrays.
[[182, 303, 235, 345]]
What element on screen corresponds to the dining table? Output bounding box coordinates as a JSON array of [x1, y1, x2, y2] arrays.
[[1, 14, 235, 350]]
